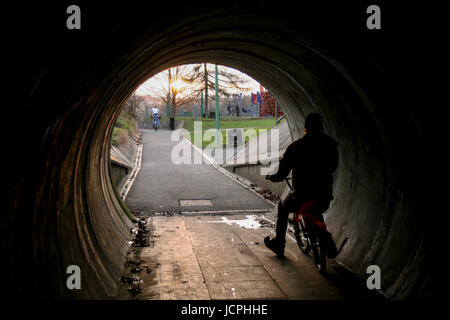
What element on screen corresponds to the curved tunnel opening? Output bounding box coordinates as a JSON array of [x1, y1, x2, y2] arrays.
[[4, 2, 430, 300]]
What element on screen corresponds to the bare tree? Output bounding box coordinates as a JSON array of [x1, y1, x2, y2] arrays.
[[182, 63, 252, 117], [144, 66, 198, 117], [123, 93, 144, 118], [141, 64, 253, 117]]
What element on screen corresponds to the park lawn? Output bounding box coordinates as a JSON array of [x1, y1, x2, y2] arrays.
[[180, 117, 275, 133], [111, 127, 128, 147], [179, 117, 278, 149], [112, 111, 138, 146], [182, 128, 268, 149]]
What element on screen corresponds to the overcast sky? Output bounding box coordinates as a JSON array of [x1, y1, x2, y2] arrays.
[[135, 64, 261, 96]]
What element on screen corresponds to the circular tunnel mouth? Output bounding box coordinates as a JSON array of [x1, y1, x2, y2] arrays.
[[16, 6, 428, 299], [110, 63, 286, 209], [92, 38, 383, 297]]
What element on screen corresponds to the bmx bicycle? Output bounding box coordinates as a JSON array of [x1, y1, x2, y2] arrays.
[[284, 177, 332, 274], [152, 114, 160, 131]]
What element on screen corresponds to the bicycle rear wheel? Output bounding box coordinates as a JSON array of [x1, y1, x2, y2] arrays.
[[293, 217, 310, 254], [311, 232, 327, 273]]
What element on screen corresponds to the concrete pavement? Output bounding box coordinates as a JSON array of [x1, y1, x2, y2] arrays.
[[116, 128, 363, 300], [125, 129, 273, 214], [117, 214, 345, 300]]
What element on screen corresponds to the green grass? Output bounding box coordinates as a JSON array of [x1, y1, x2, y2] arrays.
[[180, 117, 276, 149], [115, 111, 138, 134], [111, 127, 128, 147], [112, 111, 138, 146], [181, 117, 275, 133], [140, 115, 282, 148]]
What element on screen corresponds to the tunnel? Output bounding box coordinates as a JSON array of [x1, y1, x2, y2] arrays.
[[2, 1, 430, 299]]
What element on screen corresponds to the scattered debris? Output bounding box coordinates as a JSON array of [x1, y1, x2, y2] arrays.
[[120, 275, 134, 285], [118, 217, 154, 298], [125, 256, 154, 274], [127, 275, 143, 295], [129, 218, 150, 247], [256, 188, 280, 202], [151, 211, 180, 216], [248, 182, 280, 203], [259, 218, 275, 228]]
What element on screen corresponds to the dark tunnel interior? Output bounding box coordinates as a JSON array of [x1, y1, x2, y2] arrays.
[[1, 1, 430, 299]]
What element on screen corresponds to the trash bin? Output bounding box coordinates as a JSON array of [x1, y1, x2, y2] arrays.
[[169, 117, 175, 130]]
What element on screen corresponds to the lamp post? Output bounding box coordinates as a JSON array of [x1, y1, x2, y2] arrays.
[[274, 100, 278, 124], [166, 92, 170, 118], [168, 68, 175, 130], [215, 64, 220, 147], [200, 91, 204, 118]]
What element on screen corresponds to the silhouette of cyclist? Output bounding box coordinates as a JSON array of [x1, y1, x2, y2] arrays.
[[264, 113, 339, 257]]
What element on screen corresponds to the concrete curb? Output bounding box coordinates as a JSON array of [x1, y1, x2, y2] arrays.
[[120, 136, 144, 200]]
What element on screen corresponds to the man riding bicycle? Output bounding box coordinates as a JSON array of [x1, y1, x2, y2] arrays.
[[151, 105, 160, 129], [264, 113, 339, 257]]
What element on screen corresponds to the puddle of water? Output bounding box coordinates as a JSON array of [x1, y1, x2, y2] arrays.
[[199, 215, 262, 229]]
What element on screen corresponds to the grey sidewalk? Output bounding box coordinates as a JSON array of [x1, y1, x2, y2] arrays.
[[125, 129, 273, 214], [116, 215, 345, 300]]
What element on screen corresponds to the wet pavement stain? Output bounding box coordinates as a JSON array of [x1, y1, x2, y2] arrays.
[[198, 215, 263, 229]]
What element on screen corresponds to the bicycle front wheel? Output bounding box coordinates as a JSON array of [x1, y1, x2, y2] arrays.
[[293, 217, 310, 254]]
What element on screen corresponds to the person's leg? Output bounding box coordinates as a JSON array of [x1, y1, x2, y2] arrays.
[[264, 192, 299, 256], [274, 201, 289, 244]]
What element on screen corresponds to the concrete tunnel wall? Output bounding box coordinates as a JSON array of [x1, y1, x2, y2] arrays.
[[2, 1, 430, 299]]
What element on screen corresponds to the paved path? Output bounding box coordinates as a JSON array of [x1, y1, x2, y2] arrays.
[[117, 129, 367, 300], [117, 214, 346, 300], [125, 129, 272, 214]]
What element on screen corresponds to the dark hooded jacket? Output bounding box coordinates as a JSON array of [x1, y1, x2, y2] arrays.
[[269, 131, 339, 200]]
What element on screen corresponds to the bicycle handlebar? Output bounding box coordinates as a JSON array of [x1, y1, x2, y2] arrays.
[[266, 174, 293, 190], [284, 177, 294, 190]]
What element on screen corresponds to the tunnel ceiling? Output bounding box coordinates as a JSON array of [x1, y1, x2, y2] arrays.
[[2, 1, 430, 299]]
